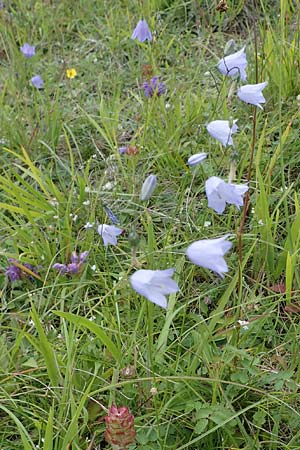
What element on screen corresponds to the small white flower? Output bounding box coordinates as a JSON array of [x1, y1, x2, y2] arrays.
[[130, 268, 179, 308], [186, 234, 232, 278], [91, 264, 97, 271], [102, 181, 116, 191], [84, 222, 94, 229], [237, 81, 268, 109], [205, 176, 248, 214], [85, 186, 91, 193], [218, 47, 248, 81], [83, 200, 90, 206], [206, 120, 238, 147], [237, 319, 250, 330], [204, 221, 211, 228], [98, 224, 123, 246], [187, 153, 207, 166], [72, 214, 78, 222]]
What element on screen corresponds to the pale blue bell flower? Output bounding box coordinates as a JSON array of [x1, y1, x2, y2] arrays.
[[98, 224, 123, 246], [131, 19, 152, 42], [186, 235, 232, 278], [140, 174, 157, 201], [206, 120, 238, 147], [237, 81, 268, 109], [218, 47, 247, 81], [31, 75, 44, 89], [187, 153, 207, 166], [205, 176, 248, 214], [130, 268, 179, 308]]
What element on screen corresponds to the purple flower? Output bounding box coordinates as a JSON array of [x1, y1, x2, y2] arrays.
[[31, 75, 44, 89], [20, 43, 35, 58], [143, 77, 165, 98], [131, 19, 152, 43], [53, 251, 89, 276], [5, 259, 39, 282], [118, 146, 127, 154], [52, 263, 68, 275], [6, 265, 22, 282]]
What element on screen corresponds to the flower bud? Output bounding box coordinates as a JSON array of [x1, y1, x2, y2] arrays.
[[104, 405, 136, 449], [224, 39, 235, 56], [187, 153, 207, 167], [140, 174, 157, 201]]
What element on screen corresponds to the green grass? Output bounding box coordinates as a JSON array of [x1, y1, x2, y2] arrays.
[[1, 0, 300, 449]]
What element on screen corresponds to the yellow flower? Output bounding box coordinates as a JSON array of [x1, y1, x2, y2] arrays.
[[66, 68, 77, 79]]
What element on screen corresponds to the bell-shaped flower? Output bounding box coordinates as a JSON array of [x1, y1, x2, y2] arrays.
[[237, 81, 268, 109], [131, 19, 152, 42], [187, 153, 207, 166], [206, 120, 238, 147], [20, 43, 35, 58], [31, 75, 44, 89], [140, 174, 157, 201], [130, 268, 179, 308], [205, 176, 248, 214], [186, 235, 232, 278], [98, 224, 123, 246], [218, 47, 247, 81]]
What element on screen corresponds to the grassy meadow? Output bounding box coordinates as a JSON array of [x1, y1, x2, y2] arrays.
[[1, 0, 300, 448]]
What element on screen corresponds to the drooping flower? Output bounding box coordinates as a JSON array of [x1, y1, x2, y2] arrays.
[[186, 235, 232, 278], [187, 153, 207, 166], [31, 75, 44, 89], [20, 43, 35, 58], [140, 174, 157, 201], [143, 76, 165, 98], [5, 259, 39, 282], [53, 251, 88, 275], [104, 405, 136, 449], [66, 68, 77, 79], [131, 19, 152, 42], [218, 47, 247, 81], [205, 176, 248, 214], [237, 81, 268, 109], [130, 268, 179, 308], [98, 224, 123, 246], [206, 120, 238, 147]]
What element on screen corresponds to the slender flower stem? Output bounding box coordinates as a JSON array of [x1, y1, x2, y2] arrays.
[[238, 23, 259, 287]]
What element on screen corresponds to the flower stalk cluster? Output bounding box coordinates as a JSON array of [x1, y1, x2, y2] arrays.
[[53, 251, 89, 275]]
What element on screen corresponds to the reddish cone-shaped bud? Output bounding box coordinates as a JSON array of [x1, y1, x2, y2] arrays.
[[104, 405, 136, 449]]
